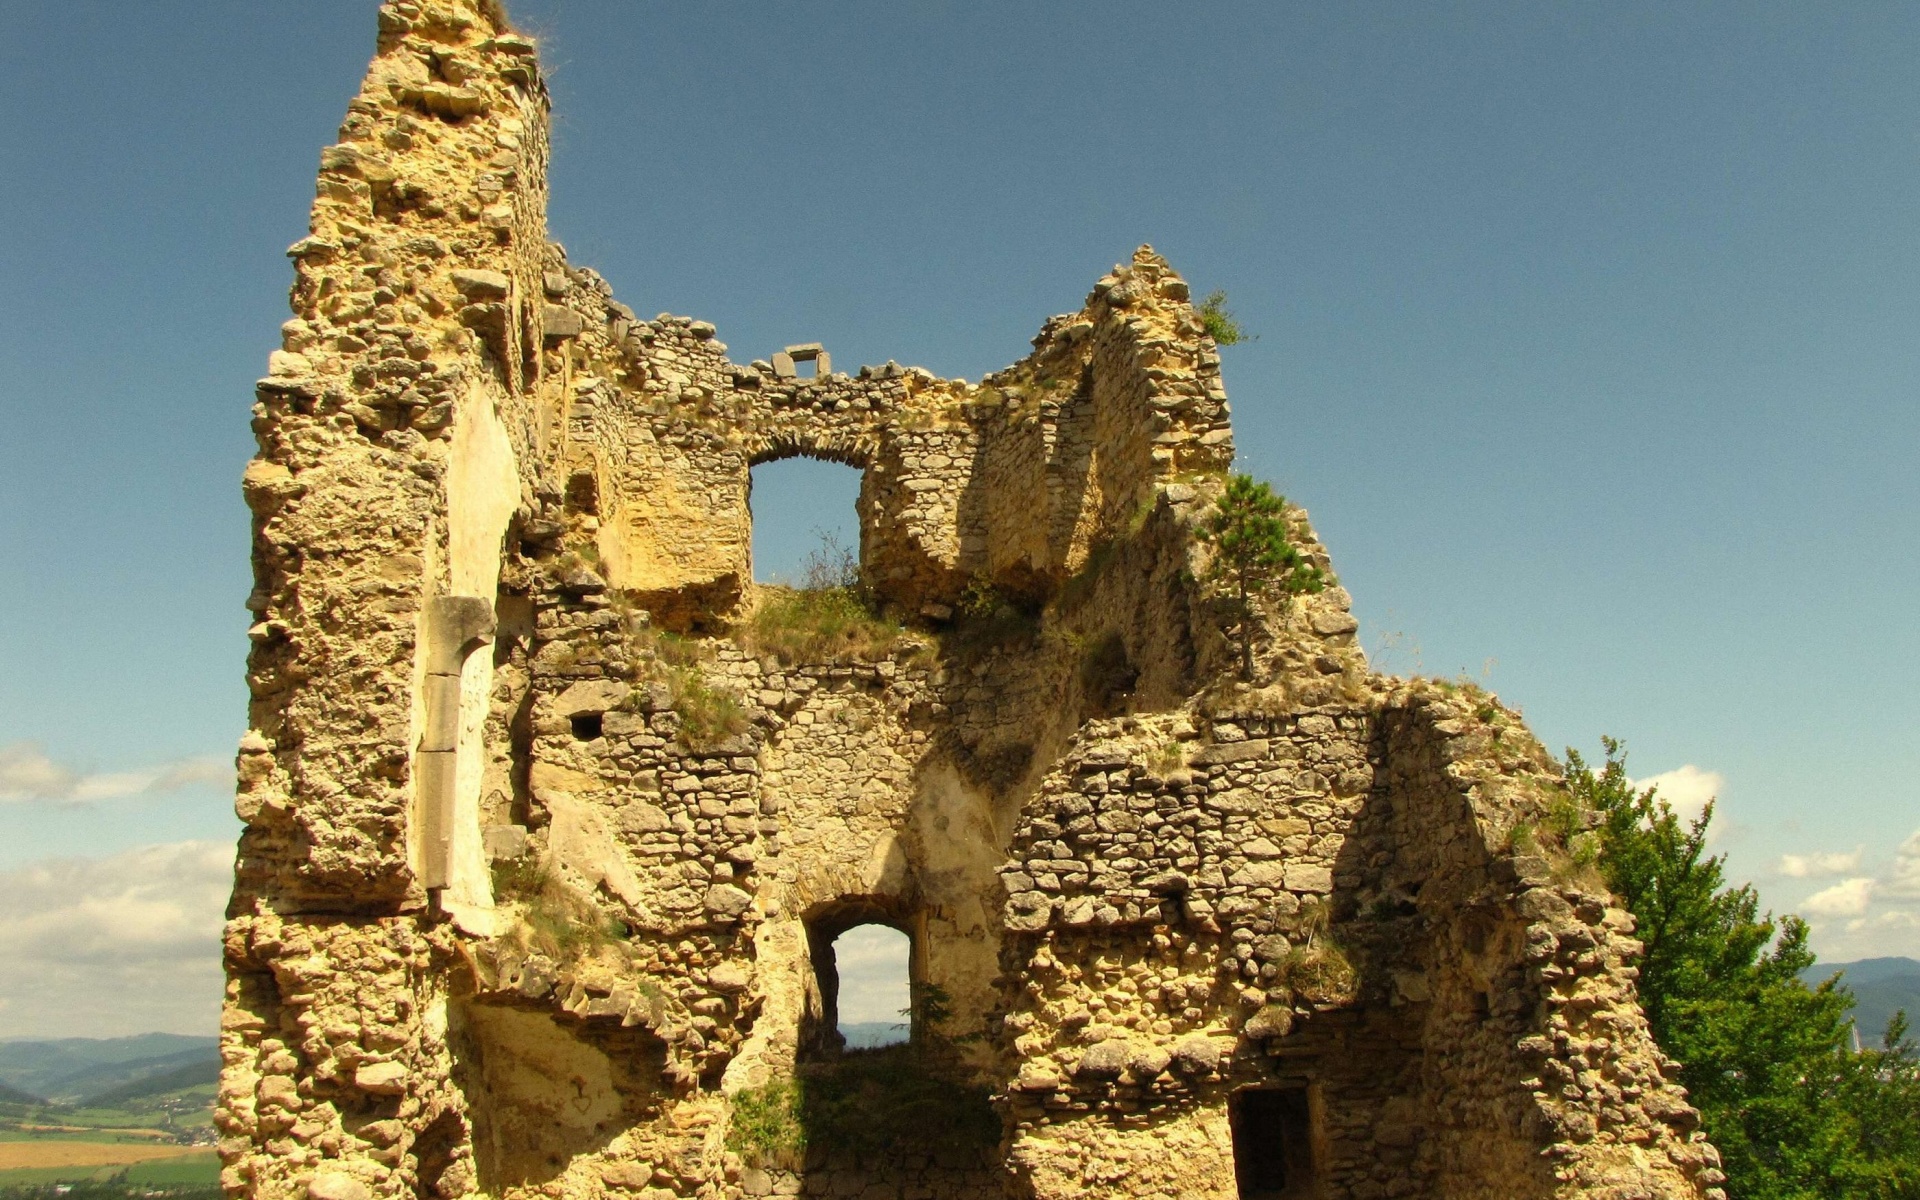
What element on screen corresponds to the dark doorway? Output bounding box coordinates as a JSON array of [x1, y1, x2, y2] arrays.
[[1230, 1086, 1317, 1199]]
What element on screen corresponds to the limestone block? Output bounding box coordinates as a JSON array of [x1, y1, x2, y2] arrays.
[[352, 1061, 407, 1095], [1309, 609, 1359, 636], [708, 962, 750, 992], [1193, 739, 1268, 766], [1282, 864, 1333, 894], [1005, 892, 1054, 932], [394, 82, 489, 118], [1074, 1039, 1130, 1079], [531, 762, 603, 803], [546, 794, 649, 911], [704, 884, 753, 917], [1127, 1045, 1172, 1078], [1227, 862, 1284, 888], [542, 305, 583, 340], [554, 678, 630, 717], [450, 269, 509, 299], [306, 1174, 371, 1200], [483, 823, 529, 860], [619, 801, 670, 834], [1170, 1036, 1223, 1075]]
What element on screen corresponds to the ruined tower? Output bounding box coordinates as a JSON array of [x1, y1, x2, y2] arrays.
[[220, 4, 1729, 1198]]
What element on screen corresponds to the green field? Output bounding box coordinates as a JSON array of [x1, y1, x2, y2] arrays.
[[0, 1039, 220, 1200], [0, 1153, 219, 1187], [0, 1080, 217, 1143]]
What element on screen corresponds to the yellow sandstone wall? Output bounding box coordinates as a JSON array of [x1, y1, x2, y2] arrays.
[[221, 6, 1729, 1200]]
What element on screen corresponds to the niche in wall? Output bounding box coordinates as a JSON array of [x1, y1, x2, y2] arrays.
[[451, 1001, 665, 1192]]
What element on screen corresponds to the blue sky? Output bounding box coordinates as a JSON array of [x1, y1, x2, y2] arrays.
[[0, 0, 1915, 1036]]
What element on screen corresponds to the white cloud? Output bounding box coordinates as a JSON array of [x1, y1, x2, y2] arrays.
[[1801, 877, 1876, 919], [0, 842, 230, 1038], [0, 741, 228, 804], [832, 924, 911, 1027], [1809, 906, 1920, 963], [1631, 764, 1724, 829], [1802, 832, 1920, 961], [0, 743, 79, 799], [1866, 910, 1920, 931], [1881, 830, 1920, 900], [1779, 848, 1864, 878]]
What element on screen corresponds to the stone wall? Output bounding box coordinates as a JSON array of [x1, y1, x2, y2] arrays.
[[221, 5, 1728, 1200]]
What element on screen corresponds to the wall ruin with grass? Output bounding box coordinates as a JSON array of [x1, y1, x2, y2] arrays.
[[220, 4, 1729, 1199]]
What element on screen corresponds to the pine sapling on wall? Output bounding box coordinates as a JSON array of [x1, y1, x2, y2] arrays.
[[1198, 474, 1325, 680]]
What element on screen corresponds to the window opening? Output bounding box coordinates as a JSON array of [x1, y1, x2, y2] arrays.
[[821, 922, 911, 1050], [772, 342, 830, 381], [569, 713, 603, 741], [748, 457, 862, 586], [1230, 1086, 1317, 1200]]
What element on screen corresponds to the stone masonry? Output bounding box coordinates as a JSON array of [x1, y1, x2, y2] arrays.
[[220, 5, 1730, 1199]]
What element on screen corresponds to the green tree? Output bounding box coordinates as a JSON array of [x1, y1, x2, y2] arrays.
[[1565, 741, 1920, 1199], [1198, 474, 1325, 680]]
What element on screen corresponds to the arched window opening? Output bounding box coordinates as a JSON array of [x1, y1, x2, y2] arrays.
[[807, 918, 912, 1054], [748, 457, 862, 587], [829, 922, 912, 1049]]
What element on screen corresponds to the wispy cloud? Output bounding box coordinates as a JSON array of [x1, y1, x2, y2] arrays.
[[1846, 910, 1920, 935], [0, 741, 227, 805], [0, 842, 230, 1038], [1779, 848, 1864, 879], [1630, 764, 1724, 832]]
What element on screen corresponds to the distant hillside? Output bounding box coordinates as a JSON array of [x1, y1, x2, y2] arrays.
[[0, 1034, 218, 1105], [80, 1058, 221, 1109], [840, 1021, 909, 1049], [1803, 956, 1920, 1047], [0, 1076, 43, 1105]]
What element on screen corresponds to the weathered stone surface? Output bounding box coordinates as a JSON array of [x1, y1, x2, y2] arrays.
[[707, 962, 750, 992], [542, 304, 583, 339], [1075, 1039, 1130, 1079], [1170, 1036, 1223, 1075], [482, 822, 529, 860], [450, 268, 509, 299], [1192, 738, 1268, 765], [352, 1061, 406, 1095], [1243, 1004, 1294, 1040], [220, 8, 1720, 1200], [554, 678, 630, 717], [306, 1173, 371, 1200], [703, 884, 753, 917]]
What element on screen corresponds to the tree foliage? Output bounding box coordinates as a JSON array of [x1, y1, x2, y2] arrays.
[[1197, 474, 1325, 679], [1198, 290, 1251, 345], [1567, 740, 1920, 1199]]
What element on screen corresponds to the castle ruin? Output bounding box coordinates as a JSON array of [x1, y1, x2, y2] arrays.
[[220, 5, 1730, 1198]]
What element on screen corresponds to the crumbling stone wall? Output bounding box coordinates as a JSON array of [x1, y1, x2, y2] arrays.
[[221, 5, 1728, 1200]]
